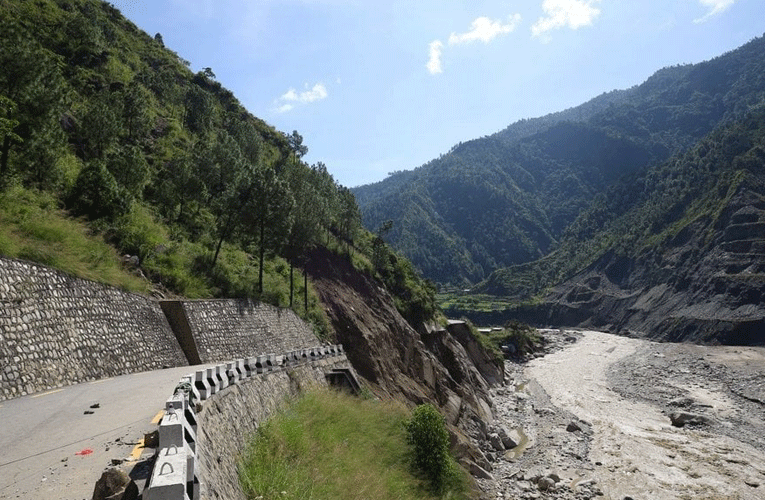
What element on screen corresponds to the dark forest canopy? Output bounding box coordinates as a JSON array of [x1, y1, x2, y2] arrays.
[[0, 0, 436, 333]]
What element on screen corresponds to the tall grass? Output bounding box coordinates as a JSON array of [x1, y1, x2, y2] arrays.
[[0, 188, 333, 335], [0, 186, 148, 293], [239, 389, 468, 500]]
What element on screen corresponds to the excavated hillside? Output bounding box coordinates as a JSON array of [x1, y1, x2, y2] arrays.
[[306, 247, 505, 482], [540, 184, 765, 345]]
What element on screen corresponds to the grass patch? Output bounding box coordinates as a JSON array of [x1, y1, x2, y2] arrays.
[[461, 320, 504, 363], [239, 389, 469, 500], [465, 319, 542, 360], [0, 186, 148, 293]]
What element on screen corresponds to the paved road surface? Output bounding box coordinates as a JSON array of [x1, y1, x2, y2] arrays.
[[0, 365, 213, 500]]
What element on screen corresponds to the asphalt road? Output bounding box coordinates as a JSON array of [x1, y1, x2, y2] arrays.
[[0, 364, 213, 500]]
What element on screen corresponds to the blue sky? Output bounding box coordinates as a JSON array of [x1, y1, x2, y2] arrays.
[[111, 0, 764, 187]]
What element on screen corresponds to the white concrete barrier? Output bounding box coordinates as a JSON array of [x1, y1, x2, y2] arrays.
[[244, 357, 257, 377], [159, 405, 197, 453], [204, 368, 218, 396], [214, 365, 229, 390], [190, 371, 210, 401], [145, 445, 190, 500], [143, 344, 348, 500], [225, 362, 240, 385]]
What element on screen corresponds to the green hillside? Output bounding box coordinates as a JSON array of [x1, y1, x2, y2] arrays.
[[354, 34, 765, 287], [0, 0, 435, 334]]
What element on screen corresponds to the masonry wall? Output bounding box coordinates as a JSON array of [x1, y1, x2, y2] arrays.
[[177, 299, 319, 363], [195, 356, 353, 500], [0, 257, 188, 401]]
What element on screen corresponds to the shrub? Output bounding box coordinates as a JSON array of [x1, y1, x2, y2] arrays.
[[67, 159, 130, 220], [405, 404, 453, 492]]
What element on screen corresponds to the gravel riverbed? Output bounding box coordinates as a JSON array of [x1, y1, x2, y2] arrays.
[[475, 329, 765, 500]]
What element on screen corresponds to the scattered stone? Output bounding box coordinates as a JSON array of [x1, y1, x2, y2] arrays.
[[566, 421, 582, 432], [668, 397, 695, 408], [469, 461, 495, 480], [501, 429, 521, 449], [91, 468, 137, 500], [537, 476, 555, 491], [143, 430, 159, 448], [669, 411, 711, 427], [489, 432, 505, 451]]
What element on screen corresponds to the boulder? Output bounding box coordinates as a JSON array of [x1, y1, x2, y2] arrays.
[[498, 426, 521, 449], [669, 411, 711, 427], [91, 468, 138, 500], [566, 420, 582, 432], [468, 461, 495, 481], [488, 432, 504, 451]]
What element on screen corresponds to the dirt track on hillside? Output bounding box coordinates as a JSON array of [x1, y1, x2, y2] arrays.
[[477, 330, 765, 500]]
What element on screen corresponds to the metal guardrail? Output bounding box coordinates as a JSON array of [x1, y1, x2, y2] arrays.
[[142, 344, 345, 500]]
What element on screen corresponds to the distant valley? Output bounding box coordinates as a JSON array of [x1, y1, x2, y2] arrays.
[[354, 34, 765, 345]]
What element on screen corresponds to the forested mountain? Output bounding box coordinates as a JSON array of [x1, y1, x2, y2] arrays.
[[354, 34, 765, 287], [465, 108, 765, 344], [0, 0, 435, 334]]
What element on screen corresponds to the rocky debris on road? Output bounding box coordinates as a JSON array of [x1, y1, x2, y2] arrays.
[[91, 467, 139, 500]]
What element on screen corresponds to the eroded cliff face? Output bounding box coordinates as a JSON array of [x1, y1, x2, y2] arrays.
[[306, 247, 503, 475], [538, 186, 765, 345]]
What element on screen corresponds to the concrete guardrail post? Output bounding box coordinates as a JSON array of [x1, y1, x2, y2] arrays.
[[214, 365, 229, 391], [266, 353, 284, 372], [225, 362, 240, 385], [190, 371, 211, 401], [244, 357, 258, 377], [167, 392, 198, 434], [284, 350, 298, 366], [234, 359, 247, 380], [204, 367, 219, 396], [255, 354, 268, 374], [160, 404, 197, 453], [145, 444, 190, 500]]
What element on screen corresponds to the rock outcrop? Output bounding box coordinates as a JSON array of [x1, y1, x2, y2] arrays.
[[306, 247, 504, 477], [536, 187, 765, 345]]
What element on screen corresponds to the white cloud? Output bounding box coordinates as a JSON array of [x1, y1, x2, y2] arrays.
[[448, 14, 521, 45], [275, 83, 328, 113], [694, 0, 735, 23], [426, 14, 521, 75], [531, 0, 601, 39], [426, 40, 444, 75]]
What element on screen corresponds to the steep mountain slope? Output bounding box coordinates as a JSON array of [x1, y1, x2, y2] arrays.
[[354, 34, 765, 286], [306, 246, 503, 481], [0, 0, 443, 344], [473, 109, 765, 345]]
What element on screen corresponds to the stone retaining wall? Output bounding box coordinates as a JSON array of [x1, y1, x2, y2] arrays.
[[175, 299, 319, 363], [0, 257, 325, 402], [0, 257, 187, 400]]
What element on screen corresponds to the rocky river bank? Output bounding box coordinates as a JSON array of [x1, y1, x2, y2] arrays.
[[474, 329, 765, 500]]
